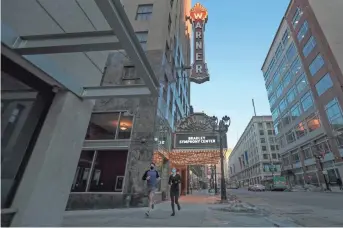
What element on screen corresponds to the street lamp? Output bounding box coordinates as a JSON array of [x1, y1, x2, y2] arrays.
[[211, 115, 231, 200], [313, 154, 331, 191]]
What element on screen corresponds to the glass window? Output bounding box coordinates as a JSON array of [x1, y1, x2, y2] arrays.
[[292, 7, 303, 28], [275, 43, 283, 60], [260, 138, 266, 143], [291, 103, 302, 120], [297, 21, 309, 42], [291, 152, 300, 162], [269, 94, 276, 107], [315, 73, 333, 96], [274, 121, 282, 135], [259, 130, 265, 136], [295, 121, 307, 138], [286, 43, 297, 61], [71, 151, 95, 192], [268, 130, 274, 135], [325, 98, 343, 130], [278, 57, 287, 76], [279, 98, 288, 113], [262, 146, 267, 151], [276, 84, 283, 98], [258, 123, 263, 128], [273, 71, 281, 88], [272, 153, 277, 159], [286, 130, 296, 143], [307, 113, 321, 132], [136, 32, 148, 50], [117, 113, 134, 139], [1, 72, 51, 208], [282, 29, 290, 45], [272, 108, 279, 122], [287, 86, 297, 104], [296, 73, 308, 93], [89, 150, 128, 192], [282, 112, 291, 126], [303, 147, 313, 159], [309, 54, 325, 76], [301, 91, 314, 112], [290, 57, 302, 75], [303, 36, 317, 57], [283, 70, 292, 88], [136, 4, 153, 21], [86, 113, 120, 140], [267, 83, 273, 95]]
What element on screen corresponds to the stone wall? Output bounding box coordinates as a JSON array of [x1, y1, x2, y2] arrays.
[[94, 50, 165, 206]]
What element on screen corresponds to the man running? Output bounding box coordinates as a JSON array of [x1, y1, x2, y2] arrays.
[[142, 162, 160, 217], [168, 168, 181, 216]]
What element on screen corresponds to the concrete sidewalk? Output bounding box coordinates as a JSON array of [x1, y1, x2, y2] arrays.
[[62, 192, 298, 227]]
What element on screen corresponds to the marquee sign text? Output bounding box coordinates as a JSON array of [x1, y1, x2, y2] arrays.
[[189, 3, 209, 84]]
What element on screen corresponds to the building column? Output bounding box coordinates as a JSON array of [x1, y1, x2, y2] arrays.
[[122, 97, 158, 206], [10, 91, 94, 227]]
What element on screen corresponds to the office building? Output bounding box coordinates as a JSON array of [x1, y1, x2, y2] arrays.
[[67, 0, 192, 209], [229, 116, 282, 187], [261, 0, 343, 188]]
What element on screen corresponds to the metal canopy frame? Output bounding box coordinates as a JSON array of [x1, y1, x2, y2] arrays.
[[13, 31, 121, 55], [2, 0, 159, 99]]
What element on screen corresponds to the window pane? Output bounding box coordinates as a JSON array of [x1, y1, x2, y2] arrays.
[[282, 112, 291, 126], [283, 70, 292, 88], [286, 43, 297, 61], [89, 150, 128, 192], [301, 92, 314, 112], [86, 113, 120, 140], [303, 36, 316, 57], [272, 108, 279, 122], [315, 73, 333, 96], [297, 21, 309, 42], [71, 151, 95, 192], [269, 94, 276, 107], [276, 84, 283, 98], [282, 29, 290, 45], [307, 113, 321, 132], [287, 86, 297, 104], [291, 103, 302, 120], [117, 113, 134, 139], [309, 54, 324, 76], [296, 73, 308, 93], [295, 121, 307, 138], [279, 98, 288, 113], [291, 57, 302, 75]]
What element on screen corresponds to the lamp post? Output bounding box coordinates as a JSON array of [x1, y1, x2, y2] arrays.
[[211, 115, 231, 200], [214, 164, 218, 194], [314, 154, 331, 191]]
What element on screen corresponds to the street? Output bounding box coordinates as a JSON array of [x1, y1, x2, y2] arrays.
[[62, 190, 297, 227], [230, 188, 343, 227]]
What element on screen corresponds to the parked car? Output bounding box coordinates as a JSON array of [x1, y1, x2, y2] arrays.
[[248, 185, 254, 191], [252, 184, 265, 191]]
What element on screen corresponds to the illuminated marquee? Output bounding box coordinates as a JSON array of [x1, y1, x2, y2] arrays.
[[189, 3, 209, 84]]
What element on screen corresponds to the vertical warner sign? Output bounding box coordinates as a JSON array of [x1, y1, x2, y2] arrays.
[[189, 3, 209, 84]]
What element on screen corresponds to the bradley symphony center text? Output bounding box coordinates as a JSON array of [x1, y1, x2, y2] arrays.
[[179, 136, 216, 144]]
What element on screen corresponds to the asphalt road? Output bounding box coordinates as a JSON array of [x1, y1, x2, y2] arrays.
[[230, 188, 343, 227]]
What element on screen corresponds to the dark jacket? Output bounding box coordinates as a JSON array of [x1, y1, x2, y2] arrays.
[[168, 174, 181, 191]]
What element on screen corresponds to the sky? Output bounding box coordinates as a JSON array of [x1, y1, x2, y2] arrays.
[[190, 0, 290, 149]]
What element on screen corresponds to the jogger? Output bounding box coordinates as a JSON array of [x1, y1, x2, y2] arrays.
[[168, 168, 181, 216], [142, 162, 160, 217]]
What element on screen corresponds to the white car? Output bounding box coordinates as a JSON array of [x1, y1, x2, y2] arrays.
[[252, 184, 265, 191]]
